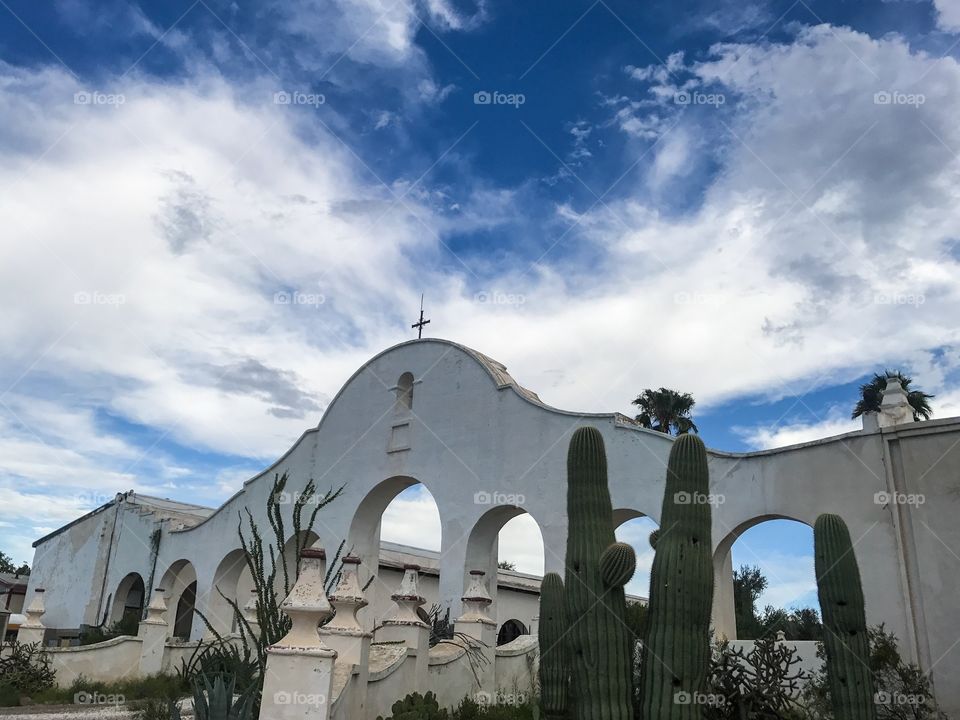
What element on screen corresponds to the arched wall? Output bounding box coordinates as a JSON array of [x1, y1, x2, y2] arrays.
[[710, 514, 812, 640], [109, 572, 145, 625], [76, 339, 954, 712], [157, 559, 198, 640], [347, 476, 427, 629], [205, 548, 248, 635]]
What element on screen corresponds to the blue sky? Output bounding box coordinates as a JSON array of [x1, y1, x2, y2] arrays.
[[2, 0, 960, 613]]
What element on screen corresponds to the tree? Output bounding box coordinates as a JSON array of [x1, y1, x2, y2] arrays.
[[631, 387, 698, 435], [733, 565, 767, 638], [496, 560, 516, 571], [0, 551, 29, 576], [852, 370, 934, 422]]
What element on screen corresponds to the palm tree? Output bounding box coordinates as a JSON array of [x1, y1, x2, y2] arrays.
[[851, 370, 934, 421], [631, 387, 698, 435]]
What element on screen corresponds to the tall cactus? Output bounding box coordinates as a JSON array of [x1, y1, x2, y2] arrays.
[[565, 426, 636, 720], [538, 572, 568, 719], [814, 514, 876, 720], [640, 433, 714, 720]]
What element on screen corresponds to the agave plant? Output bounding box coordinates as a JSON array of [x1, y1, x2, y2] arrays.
[[169, 673, 256, 720]]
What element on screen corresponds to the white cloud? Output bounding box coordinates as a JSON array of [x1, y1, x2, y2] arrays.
[[735, 407, 862, 450], [381, 485, 442, 551], [934, 0, 960, 31]]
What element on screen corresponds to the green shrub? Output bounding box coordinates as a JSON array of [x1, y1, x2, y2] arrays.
[[0, 682, 20, 708], [452, 696, 539, 719], [804, 625, 947, 720], [170, 673, 255, 720], [30, 672, 187, 706], [378, 691, 448, 719], [0, 641, 55, 698]]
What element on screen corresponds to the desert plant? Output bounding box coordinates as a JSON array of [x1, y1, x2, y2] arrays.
[[0, 640, 55, 699], [814, 514, 876, 720], [189, 471, 342, 711], [705, 635, 809, 720], [564, 426, 636, 719], [804, 625, 947, 720], [378, 690, 449, 719], [537, 572, 568, 719], [639, 433, 714, 720], [168, 673, 255, 720]]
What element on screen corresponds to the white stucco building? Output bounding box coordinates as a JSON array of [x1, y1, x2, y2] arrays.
[[21, 339, 960, 713]]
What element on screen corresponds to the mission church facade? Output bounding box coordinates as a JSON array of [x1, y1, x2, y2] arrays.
[[20, 338, 960, 713]]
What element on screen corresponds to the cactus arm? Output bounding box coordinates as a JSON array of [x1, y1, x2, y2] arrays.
[[600, 542, 637, 588]]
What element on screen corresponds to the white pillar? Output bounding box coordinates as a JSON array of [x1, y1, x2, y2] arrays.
[[319, 556, 371, 719], [879, 377, 914, 427], [259, 548, 336, 720], [454, 571, 497, 693], [138, 588, 169, 676], [17, 588, 46, 646], [377, 564, 430, 691]]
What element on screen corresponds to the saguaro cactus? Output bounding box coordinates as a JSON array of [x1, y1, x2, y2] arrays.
[[538, 572, 568, 719], [814, 513, 876, 720], [565, 426, 635, 720], [640, 433, 714, 720]]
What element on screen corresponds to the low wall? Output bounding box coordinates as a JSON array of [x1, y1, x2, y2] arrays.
[[47, 636, 144, 686]]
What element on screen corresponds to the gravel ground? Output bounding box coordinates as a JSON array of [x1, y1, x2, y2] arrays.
[[0, 703, 193, 718]]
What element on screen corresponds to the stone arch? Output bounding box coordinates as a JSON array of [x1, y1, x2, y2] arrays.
[[711, 514, 815, 640], [157, 559, 198, 640], [206, 549, 248, 635], [497, 618, 528, 646], [462, 505, 546, 624], [109, 572, 145, 625], [613, 508, 659, 601], [347, 476, 440, 627]]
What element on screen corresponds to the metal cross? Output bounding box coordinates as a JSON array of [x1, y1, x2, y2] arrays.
[[412, 294, 430, 339]]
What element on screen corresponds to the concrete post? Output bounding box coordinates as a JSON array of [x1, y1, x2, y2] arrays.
[[454, 571, 497, 693], [879, 376, 914, 427], [138, 588, 169, 676], [319, 556, 371, 719], [377, 564, 430, 691], [259, 548, 336, 720], [17, 588, 46, 645]]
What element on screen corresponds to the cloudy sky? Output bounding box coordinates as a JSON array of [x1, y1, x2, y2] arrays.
[[2, 0, 960, 613]]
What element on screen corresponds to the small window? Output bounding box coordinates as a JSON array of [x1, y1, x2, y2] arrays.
[[396, 372, 414, 411]]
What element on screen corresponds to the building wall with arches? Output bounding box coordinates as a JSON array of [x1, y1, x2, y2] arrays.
[[23, 338, 960, 713]]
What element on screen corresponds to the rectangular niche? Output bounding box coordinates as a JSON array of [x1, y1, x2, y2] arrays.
[[388, 421, 411, 453]]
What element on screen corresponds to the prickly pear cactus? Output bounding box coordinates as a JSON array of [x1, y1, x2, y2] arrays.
[[815, 514, 876, 720], [640, 433, 714, 720], [565, 426, 635, 720]]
